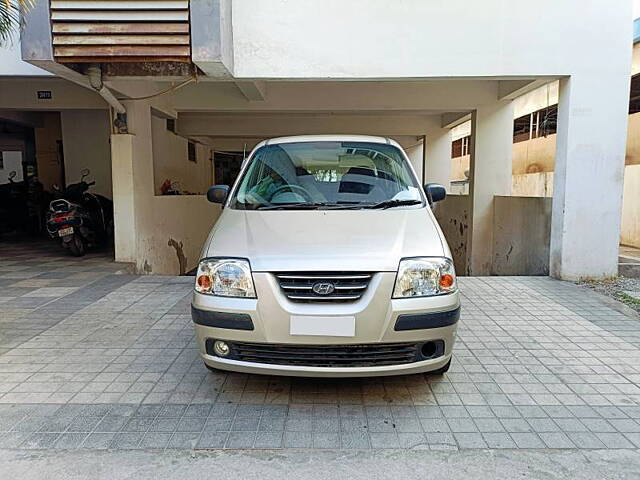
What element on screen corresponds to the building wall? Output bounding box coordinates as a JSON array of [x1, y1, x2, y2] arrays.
[[405, 142, 424, 184], [452, 155, 470, 182], [492, 196, 552, 275], [151, 115, 213, 195], [622, 164, 640, 248], [433, 194, 552, 275], [144, 196, 219, 274], [113, 101, 221, 275], [514, 82, 559, 119], [627, 113, 640, 166], [34, 113, 63, 191], [0, 151, 23, 184], [512, 172, 554, 197], [512, 135, 556, 174], [60, 110, 112, 199], [433, 195, 470, 275], [232, 0, 631, 79]]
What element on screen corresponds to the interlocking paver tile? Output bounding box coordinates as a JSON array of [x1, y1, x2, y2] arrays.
[[3, 247, 640, 451]]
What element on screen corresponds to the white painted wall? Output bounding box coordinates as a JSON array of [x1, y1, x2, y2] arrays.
[[232, 0, 632, 79], [513, 82, 559, 118], [151, 115, 213, 195], [60, 110, 112, 199], [405, 142, 423, 184], [0, 151, 23, 183], [622, 164, 640, 248], [112, 100, 221, 275]]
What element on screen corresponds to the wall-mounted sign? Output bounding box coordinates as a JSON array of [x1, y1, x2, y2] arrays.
[[37, 91, 52, 100]]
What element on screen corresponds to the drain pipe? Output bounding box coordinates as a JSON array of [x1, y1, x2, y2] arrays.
[[86, 65, 128, 133]]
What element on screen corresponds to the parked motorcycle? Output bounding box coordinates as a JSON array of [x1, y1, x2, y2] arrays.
[[46, 169, 113, 256]]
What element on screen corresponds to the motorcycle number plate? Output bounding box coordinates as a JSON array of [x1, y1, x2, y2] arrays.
[[58, 227, 74, 237]]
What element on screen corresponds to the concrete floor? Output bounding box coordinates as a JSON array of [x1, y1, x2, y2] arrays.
[[1, 238, 640, 466]]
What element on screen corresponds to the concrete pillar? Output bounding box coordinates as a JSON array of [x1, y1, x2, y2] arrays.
[[550, 75, 630, 280], [405, 140, 424, 183], [424, 128, 452, 189], [111, 134, 136, 263], [110, 100, 155, 271], [467, 101, 514, 275]]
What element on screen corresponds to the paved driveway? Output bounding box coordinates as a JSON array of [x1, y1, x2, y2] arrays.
[[1, 239, 640, 451]]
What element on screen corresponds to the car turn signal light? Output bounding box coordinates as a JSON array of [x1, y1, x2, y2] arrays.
[[439, 274, 454, 289]]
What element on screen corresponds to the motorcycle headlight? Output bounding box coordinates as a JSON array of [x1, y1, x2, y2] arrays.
[[195, 258, 256, 298], [393, 257, 456, 298]]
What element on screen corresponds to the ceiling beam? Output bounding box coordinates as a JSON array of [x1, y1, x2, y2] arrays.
[[235, 81, 267, 101], [441, 112, 471, 129], [177, 112, 442, 137], [498, 79, 552, 100]]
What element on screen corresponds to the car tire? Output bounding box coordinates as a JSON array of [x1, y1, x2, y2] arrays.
[[69, 234, 86, 257], [430, 358, 451, 375]]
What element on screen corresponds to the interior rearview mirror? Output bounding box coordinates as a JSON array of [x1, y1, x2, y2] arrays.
[[424, 183, 446, 204], [207, 185, 230, 204]]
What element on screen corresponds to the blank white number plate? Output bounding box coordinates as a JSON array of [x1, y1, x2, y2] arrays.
[[290, 315, 355, 337]]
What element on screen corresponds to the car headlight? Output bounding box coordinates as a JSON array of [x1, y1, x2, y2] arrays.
[[393, 257, 456, 298], [195, 258, 256, 298]]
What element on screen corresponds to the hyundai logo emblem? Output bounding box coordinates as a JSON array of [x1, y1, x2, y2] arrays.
[[312, 281, 335, 295]]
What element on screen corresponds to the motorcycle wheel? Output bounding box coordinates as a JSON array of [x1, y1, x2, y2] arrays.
[[68, 234, 86, 257]]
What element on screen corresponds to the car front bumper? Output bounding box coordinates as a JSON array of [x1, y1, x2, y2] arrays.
[[191, 271, 460, 377]]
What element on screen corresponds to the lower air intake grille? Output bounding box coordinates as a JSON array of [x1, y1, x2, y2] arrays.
[[206, 340, 445, 367], [274, 272, 373, 302]]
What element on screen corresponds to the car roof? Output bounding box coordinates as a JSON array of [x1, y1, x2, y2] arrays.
[[256, 134, 399, 148]]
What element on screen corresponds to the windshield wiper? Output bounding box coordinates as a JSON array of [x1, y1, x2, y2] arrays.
[[257, 202, 365, 211], [361, 199, 423, 210], [257, 202, 322, 210]]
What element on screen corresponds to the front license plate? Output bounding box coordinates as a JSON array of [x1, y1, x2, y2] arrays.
[[58, 227, 73, 237], [290, 315, 355, 337]]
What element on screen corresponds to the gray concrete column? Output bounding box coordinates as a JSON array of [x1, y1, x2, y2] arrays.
[[424, 128, 452, 189], [110, 100, 155, 271], [467, 101, 514, 275], [405, 139, 424, 183], [111, 134, 136, 264], [550, 75, 630, 280]]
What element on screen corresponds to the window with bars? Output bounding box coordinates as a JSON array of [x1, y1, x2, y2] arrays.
[[513, 105, 558, 143], [188, 141, 196, 163], [630, 74, 640, 114], [451, 135, 471, 158]]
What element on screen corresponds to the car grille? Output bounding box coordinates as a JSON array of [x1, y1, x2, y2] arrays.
[[207, 340, 439, 367], [274, 272, 373, 302]]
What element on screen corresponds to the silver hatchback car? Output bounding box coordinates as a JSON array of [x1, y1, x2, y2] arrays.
[[191, 135, 459, 377]]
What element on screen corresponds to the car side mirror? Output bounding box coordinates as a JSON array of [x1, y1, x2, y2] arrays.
[[424, 183, 446, 204], [207, 185, 230, 204]]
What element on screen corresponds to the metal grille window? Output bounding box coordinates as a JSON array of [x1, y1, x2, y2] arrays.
[[187, 141, 196, 163], [514, 105, 558, 143], [451, 135, 471, 158], [630, 74, 640, 114]]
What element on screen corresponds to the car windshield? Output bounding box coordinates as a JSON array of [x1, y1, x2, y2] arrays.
[[230, 141, 423, 210]]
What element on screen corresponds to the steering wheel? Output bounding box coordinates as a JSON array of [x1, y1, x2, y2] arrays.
[[270, 184, 314, 202]]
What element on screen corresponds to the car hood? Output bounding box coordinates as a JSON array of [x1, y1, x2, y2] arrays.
[[204, 208, 447, 272]]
